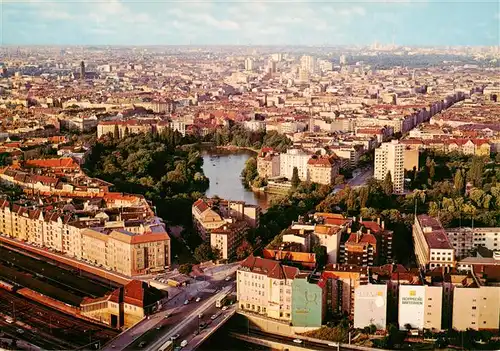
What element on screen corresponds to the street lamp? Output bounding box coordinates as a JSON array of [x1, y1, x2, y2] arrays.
[[198, 313, 204, 334]]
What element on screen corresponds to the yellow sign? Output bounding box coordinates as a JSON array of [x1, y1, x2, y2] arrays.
[[409, 290, 416, 296]]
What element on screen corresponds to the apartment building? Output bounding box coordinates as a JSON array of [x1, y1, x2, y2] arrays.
[[307, 155, 340, 185], [353, 284, 388, 330], [279, 148, 311, 181], [339, 219, 393, 266], [97, 120, 157, 138], [256, 148, 280, 179], [211, 221, 248, 260], [374, 140, 404, 194], [413, 215, 455, 270], [321, 264, 369, 318], [453, 285, 500, 331], [291, 273, 326, 327], [398, 285, 443, 331], [192, 198, 260, 260], [237, 255, 299, 322], [446, 227, 500, 259], [81, 228, 171, 276], [0, 200, 171, 277]]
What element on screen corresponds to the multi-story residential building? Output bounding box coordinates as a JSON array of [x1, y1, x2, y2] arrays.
[[398, 285, 443, 331], [353, 284, 388, 330], [192, 198, 260, 260], [453, 285, 500, 331], [413, 215, 455, 270], [446, 227, 500, 259], [374, 140, 404, 194], [340, 231, 377, 267], [256, 148, 280, 179], [307, 154, 340, 185], [339, 218, 393, 266], [192, 199, 226, 240], [237, 255, 299, 322], [321, 264, 369, 319], [0, 201, 171, 277], [211, 221, 248, 260], [279, 148, 311, 181], [291, 273, 326, 327]]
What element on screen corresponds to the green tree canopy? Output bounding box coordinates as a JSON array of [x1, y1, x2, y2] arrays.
[[291, 167, 300, 189]]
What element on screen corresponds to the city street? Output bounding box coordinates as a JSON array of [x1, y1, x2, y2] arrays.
[[103, 264, 239, 351]]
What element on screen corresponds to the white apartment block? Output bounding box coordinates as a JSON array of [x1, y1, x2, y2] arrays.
[[398, 285, 443, 331], [244, 57, 254, 71], [374, 140, 404, 194], [237, 256, 298, 322], [279, 148, 311, 181], [447, 227, 500, 259], [300, 55, 316, 74]]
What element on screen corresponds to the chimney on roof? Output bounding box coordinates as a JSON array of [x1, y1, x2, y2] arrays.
[[367, 229, 371, 235], [377, 218, 380, 225], [382, 221, 385, 229], [359, 216, 363, 223]]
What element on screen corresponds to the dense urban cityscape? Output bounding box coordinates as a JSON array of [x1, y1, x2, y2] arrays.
[[1, 1, 500, 350]]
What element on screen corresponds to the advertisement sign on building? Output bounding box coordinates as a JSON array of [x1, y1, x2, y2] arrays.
[[398, 285, 425, 330], [353, 284, 387, 330], [291, 278, 323, 327]]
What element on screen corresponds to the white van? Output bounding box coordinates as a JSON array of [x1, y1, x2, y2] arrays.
[[180, 340, 188, 348], [5, 317, 14, 324]]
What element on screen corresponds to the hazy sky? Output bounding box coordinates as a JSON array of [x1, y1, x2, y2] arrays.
[[1, 0, 499, 46]]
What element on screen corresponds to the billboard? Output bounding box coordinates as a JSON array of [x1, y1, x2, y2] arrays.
[[291, 278, 323, 327], [398, 285, 425, 330], [353, 284, 387, 330]]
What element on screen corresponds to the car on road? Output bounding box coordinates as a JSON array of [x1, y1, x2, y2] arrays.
[[5, 317, 14, 324], [293, 339, 303, 344], [195, 297, 201, 302], [328, 342, 339, 347], [138, 341, 147, 348], [200, 322, 207, 330], [170, 334, 180, 341], [16, 329, 24, 334], [183, 299, 189, 305], [224, 276, 231, 281], [210, 314, 217, 320], [222, 306, 228, 311], [180, 340, 188, 348]]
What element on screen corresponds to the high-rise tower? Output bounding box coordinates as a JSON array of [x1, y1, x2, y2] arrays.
[[80, 61, 85, 80]]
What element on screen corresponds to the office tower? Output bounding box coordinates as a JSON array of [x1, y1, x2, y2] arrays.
[[340, 54, 347, 66], [374, 140, 404, 194], [300, 55, 316, 74], [80, 61, 86, 80], [267, 60, 277, 73], [244, 57, 254, 71]]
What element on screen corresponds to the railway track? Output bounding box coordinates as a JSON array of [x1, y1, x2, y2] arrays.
[[0, 289, 118, 349]]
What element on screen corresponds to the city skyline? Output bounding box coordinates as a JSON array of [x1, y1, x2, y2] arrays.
[[2, 0, 499, 46]]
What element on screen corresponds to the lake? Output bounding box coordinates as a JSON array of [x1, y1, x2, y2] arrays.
[[202, 148, 270, 210]]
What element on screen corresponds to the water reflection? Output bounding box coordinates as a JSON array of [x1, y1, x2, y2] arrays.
[[202, 148, 270, 210]]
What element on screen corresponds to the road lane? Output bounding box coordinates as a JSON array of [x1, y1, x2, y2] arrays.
[[145, 285, 234, 351]]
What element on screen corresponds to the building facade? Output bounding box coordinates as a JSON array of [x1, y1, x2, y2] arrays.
[[374, 140, 404, 194], [237, 256, 299, 323], [353, 284, 388, 330], [413, 215, 455, 270], [398, 285, 443, 331]]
